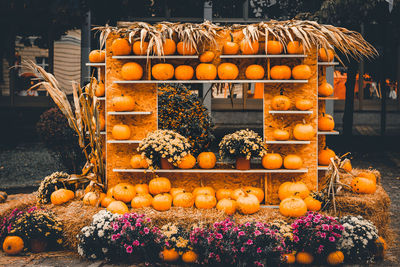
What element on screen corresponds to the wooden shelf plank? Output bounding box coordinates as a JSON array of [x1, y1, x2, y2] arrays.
[[112, 55, 198, 59], [113, 79, 308, 84], [317, 131, 339, 135], [269, 110, 313, 114], [86, 63, 105, 67], [107, 111, 152, 115], [318, 97, 339, 100], [113, 168, 308, 173], [220, 54, 307, 59], [317, 62, 339, 66], [265, 140, 311, 144], [107, 140, 141, 144], [96, 97, 106, 101], [318, 166, 329, 171]]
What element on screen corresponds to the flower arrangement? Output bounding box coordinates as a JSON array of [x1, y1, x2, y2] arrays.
[[291, 212, 344, 258], [158, 84, 214, 155], [219, 129, 267, 160], [267, 219, 294, 252], [110, 212, 164, 262], [37, 171, 71, 204], [190, 218, 284, 266], [137, 129, 192, 168], [161, 223, 192, 254], [0, 207, 36, 242], [77, 210, 121, 260], [337, 215, 379, 263], [10, 208, 63, 250]]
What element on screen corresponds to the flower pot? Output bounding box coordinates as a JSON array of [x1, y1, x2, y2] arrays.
[[30, 238, 47, 253], [161, 158, 174, 169], [236, 157, 250, 170]]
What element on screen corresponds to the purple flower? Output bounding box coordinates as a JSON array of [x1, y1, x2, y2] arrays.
[[313, 218, 320, 224], [126, 245, 133, 254], [320, 232, 326, 238], [339, 225, 344, 231], [257, 247, 262, 253], [132, 240, 140, 246], [245, 222, 251, 227], [322, 224, 329, 231], [135, 222, 141, 227], [254, 230, 261, 236], [215, 233, 223, 240], [240, 247, 245, 252], [293, 236, 300, 242], [144, 227, 150, 234], [329, 236, 335, 242], [238, 231, 245, 236], [247, 239, 253, 245]]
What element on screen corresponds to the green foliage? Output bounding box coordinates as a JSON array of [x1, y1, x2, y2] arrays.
[[158, 84, 214, 156], [36, 107, 85, 173]]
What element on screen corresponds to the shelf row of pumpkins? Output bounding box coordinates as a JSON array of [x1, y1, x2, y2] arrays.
[[120, 61, 313, 81], [88, 38, 335, 60], [82, 177, 265, 216]]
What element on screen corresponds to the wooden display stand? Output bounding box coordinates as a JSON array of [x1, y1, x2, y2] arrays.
[[99, 32, 338, 205]]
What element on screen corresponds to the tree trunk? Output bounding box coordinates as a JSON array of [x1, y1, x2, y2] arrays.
[[342, 60, 358, 137]]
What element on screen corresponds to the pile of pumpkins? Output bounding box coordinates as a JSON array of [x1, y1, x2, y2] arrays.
[[350, 171, 377, 195], [282, 250, 345, 266], [82, 177, 264, 216], [271, 94, 313, 111], [277, 181, 321, 218]]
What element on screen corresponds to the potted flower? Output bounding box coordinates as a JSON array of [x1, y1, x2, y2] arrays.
[[137, 130, 192, 169], [219, 129, 267, 170]]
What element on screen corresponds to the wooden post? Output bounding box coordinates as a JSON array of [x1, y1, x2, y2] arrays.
[[202, 1, 213, 113], [81, 10, 91, 86]]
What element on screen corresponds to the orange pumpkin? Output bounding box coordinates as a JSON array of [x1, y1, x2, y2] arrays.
[[304, 196, 322, 211], [231, 188, 246, 200], [243, 186, 264, 203], [101, 196, 114, 208], [99, 114, 105, 131], [175, 65, 194, 80], [112, 124, 131, 140], [192, 186, 215, 197], [223, 40, 240, 55], [51, 189, 74, 205], [216, 198, 236, 215], [149, 177, 171, 195], [216, 188, 233, 200], [273, 129, 290, 141], [195, 194, 217, 209], [236, 194, 260, 214], [280, 197, 307, 217], [341, 159, 353, 173], [152, 63, 174, 80], [170, 188, 185, 198], [107, 201, 129, 214], [177, 154, 196, 169], [89, 50, 105, 63], [197, 152, 217, 169], [130, 155, 149, 169], [217, 63, 239, 80], [152, 193, 172, 211], [295, 99, 313, 111], [95, 81, 105, 97], [282, 253, 296, 264], [131, 194, 152, 208], [121, 62, 143, 80], [111, 38, 131, 56], [173, 192, 194, 208], [83, 192, 102, 206], [132, 41, 149, 55], [182, 250, 198, 263], [154, 39, 176, 55], [262, 153, 283, 169], [270, 65, 292, 80], [199, 51, 215, 62], [161, 248, 179, 262], [135, 184, 149, 195], [375, 236, 387, 258], [293, 123, 314, 141], [318, 148, 336, 166], [112, 95, 135, 111], [287, 41, 304, 54], [266, 40, 283, 54], [296, 252, 314, 265], [240, 39, 259, 54], [318, 113, 335, 131], [245, 64, 265, 80], [196, 63, 217, 80], [358, 172, 376, 183], [113, 183, 136, 203], [271, 95, 291, 110], [318, 81, 334, 97], [351, 177, 376, 194], [319, 48, 335, 62], [177, 41, 196, 55], [326, 251, 344, 266], [278, 181, 310, 200], [106, 187, 115, 198], [292, 65, 312, 80], [2, 236, 24, 255]]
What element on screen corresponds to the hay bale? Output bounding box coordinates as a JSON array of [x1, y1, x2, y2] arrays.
[[43, 201, 102, 250], [0, 193, 37, 218]]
